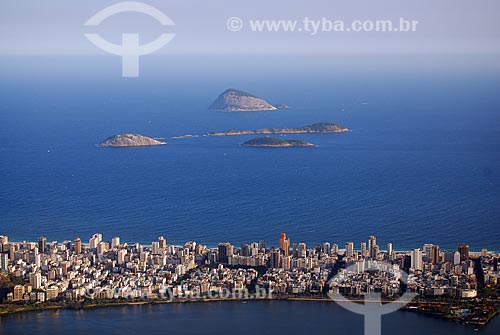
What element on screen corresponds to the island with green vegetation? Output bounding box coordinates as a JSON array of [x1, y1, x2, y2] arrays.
[[242, 138, 315, 147], [99, 134, 166, 147], [208, 88, 287, 112], [209, 122, 349, 136]]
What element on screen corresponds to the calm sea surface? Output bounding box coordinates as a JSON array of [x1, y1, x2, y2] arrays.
[[1, 56, 499, 250]]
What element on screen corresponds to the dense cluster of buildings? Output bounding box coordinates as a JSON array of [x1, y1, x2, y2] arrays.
[[0, 233, 498, 304]]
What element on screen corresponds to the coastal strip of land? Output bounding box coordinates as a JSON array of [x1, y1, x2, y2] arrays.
[[1, 234, 499, 326]]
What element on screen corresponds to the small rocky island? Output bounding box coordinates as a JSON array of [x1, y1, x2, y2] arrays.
[[100, 134, 166, 147], [210, 122, 349, 136], [209, 88, 286, 112], [242, 137, 315, 147]]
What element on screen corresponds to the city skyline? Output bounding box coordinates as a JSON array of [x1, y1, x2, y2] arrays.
[[1, 231, 497, 326]]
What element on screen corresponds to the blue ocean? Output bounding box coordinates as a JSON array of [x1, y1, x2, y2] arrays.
[[1, 55, 499, 250]]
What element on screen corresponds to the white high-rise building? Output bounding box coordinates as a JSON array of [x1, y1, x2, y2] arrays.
[[0, 235, 8, 253], [322, 242, 331, 255], [411, 248, 423, 271], [361, 243, 367, 257], [423, 244, 434, 261], [387, 243, 393, 256], [30, 272, 42, 289], [152, 242, 160, 255], [0, 253, 9, 272], [454, 251, 461, 265], [112, 237, 120, 249], [370, 244, 379, 259], [368, 235, 377, 252], [97, 241, 107, 254], [355, 260, 366, 273], [297, 243, 307, 258], [332, 244, 339, 254], [282, 256, 291, 270], [158, 236, 167, 249], [423, 244, 433, 255], [89, 233, 102, 249], [346, 242, 354, 257], [117, 249, 127, 265]]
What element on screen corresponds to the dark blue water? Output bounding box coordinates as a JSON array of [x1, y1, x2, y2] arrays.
[[1, 56, 499, 250], [1, 301, 499, 335]]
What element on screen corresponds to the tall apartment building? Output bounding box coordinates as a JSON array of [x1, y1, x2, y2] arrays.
[[411, 248, 423, 271], [74, 238, 82, 254]]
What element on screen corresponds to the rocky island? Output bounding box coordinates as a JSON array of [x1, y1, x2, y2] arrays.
[[209, 88, 285, 112], [242, 137, 315, 147], [210, 122, 349, 136], [100, 134, 166, 147]]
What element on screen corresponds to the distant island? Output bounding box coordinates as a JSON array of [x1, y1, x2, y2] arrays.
[[209, 122, 349, 136], [242, 137, 315, 147], [209, 88, 287, 112], [100, 134, 166, 147]]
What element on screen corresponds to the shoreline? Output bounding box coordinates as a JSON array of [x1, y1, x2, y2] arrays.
[[4, 241, 493, 254]]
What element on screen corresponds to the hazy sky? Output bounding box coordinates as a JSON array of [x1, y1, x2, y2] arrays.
[[1, 0, 500, 55]]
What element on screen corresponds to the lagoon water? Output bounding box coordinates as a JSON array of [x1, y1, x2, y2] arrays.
[[1, 56, 499, 251], [1, 301, 500, 335]]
